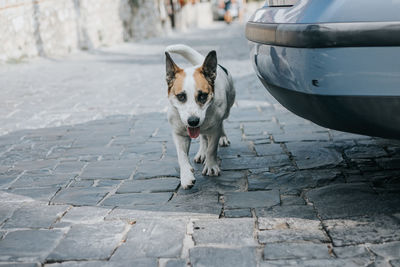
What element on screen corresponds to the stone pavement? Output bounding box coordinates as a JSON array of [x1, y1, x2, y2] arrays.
[[0, 22, 400, 267]]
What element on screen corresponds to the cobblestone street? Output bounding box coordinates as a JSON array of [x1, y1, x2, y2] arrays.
[[0, 22, 400, 267]]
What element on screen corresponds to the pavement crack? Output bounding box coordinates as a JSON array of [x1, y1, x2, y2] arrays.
[[180, 219, 195, 261], [107, 221, 134, 261]]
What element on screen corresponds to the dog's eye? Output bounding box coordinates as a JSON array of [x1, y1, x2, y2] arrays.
[[198, 92, 208, 104], [176, 93, 186, 102]]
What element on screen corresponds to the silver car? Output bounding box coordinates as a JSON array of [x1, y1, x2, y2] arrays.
[[246, 0, 400, 139]]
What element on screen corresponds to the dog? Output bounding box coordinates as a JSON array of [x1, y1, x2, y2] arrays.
[[165, 44, 235, 189]]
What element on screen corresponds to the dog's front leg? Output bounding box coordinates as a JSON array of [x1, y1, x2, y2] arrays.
[[173, 133, 196, 189], [202, 129, 221, 176], [194, 134, 207, 164]]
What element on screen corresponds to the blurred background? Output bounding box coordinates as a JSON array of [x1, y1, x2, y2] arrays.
[[0, 0, 263, 63]]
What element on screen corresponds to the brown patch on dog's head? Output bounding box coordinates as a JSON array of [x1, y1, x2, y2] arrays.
[[165, 52, 185, 95], [198, 50, 217, 88], [193, 50, 218, 105], [194, 69, 213, 94]]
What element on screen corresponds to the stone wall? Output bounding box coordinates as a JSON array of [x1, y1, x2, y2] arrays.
[[0, 0, 211, 62]]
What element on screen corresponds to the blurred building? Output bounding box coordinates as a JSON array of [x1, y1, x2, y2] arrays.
[[0, 0, 213, 62]]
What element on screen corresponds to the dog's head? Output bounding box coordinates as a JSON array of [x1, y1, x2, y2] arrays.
[[165, 51, 217, 138]]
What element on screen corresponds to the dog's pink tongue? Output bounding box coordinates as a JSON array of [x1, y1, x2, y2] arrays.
[[188, 127, 200, 139]]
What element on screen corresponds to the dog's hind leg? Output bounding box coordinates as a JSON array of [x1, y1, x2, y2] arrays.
[[194, 134, 207, 164], [173, 133, 196, 189], [219, 122, 230, 147]]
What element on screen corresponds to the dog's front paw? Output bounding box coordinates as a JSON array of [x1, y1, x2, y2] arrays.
[[202, 161, 221, 176], [194, 152, 206, 164], [219, 136, 230, 147], [180, 168, 196, 189]]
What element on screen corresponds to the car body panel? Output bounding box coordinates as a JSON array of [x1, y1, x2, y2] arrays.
[[246, 0, 400, 138]]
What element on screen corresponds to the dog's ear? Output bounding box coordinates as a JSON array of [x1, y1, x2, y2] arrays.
[[201, 50, 217, 85], [165, 52, 181, 86]]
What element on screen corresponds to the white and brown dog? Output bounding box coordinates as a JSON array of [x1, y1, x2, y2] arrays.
[[165, 44, 235, 189]]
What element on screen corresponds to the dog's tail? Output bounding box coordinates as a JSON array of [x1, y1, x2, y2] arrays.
[[165, 44, 204, 66]]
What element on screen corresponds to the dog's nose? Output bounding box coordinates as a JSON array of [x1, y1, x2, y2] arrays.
[[188, 116, 200, 127]]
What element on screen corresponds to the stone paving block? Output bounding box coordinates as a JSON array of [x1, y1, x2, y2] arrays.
[[47, 221, 126, 261], [59, 206, 111, 225], [254, 144, 285, 156], [48, 146, 123, 160], [0, 169, 21, 188], [0, 229, 64, 262], [350, 159, 381, 173], [259, 258, 370, 267], [54, 161, 86, 174], [0, 191, 35, 204], [159, 204, 222, 217], [69, 180, 94, 187], [133, 160, 179, 179], [165, 259, 187, 267], [344, 146, 387, 159], [192, 218, 257, 246], [224, 209, 252, 218], [0, 203, 18, 225], [0, 263, 40, 267], [280, 195, 306, 205], [72, 135, 113, 148], [170, 190, 220, 206], [189, 247, 257, 267], [14, 159, 58, 172], [253, 138, 272, 145], [256, 205, 321, 230], [273, 132, 330, 143], [52, 187, 110, 206], [122, 142, 163, 156], [152, 190, 223, 217], [101, 192, 172, 207], [248, 170, 342, 194], [9, 172, 73, 189], [117, 178, 180, 193], [2, 203, 69, 229], [187, 171, 247, 193], [281, 122, 327, 133], [224, 190, 280, 209], [242, 121, 282, 136], [263, 243, 331, 260], [286, 142, 343, 169], [110, 219, 186, 260], [95, 179, 121, 188], [325, 215, 400, 246], [80, 159, 138, 180], [106, 205, 219, 220], [306, 183, 399, 219], [111, 136, 141, 146], [333, 245, 372, 259], [329, 130, 372, 141], [258, 229, 329, 244], [218, 141, 256, 159], [7, 187, 60, 202], [0, 145, 49, 165], [221, 155, 291, 171], [368, 241, 400, 260], [229, 107, 266, 122], [45, 259, 157, 267]]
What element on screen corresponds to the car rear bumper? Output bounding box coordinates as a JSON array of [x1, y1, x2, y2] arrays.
[[245, 0, 400, 138], [260, 78, 400, 139]]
